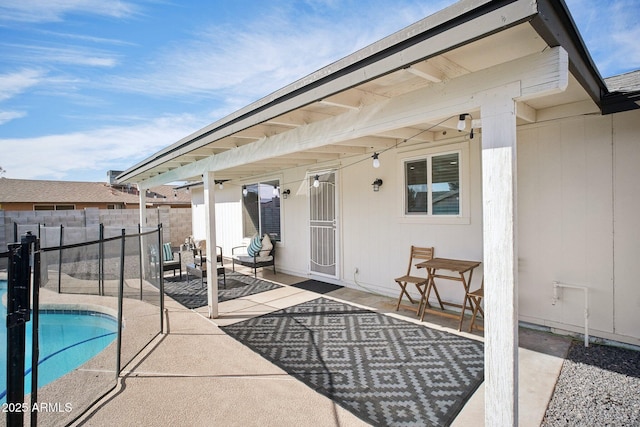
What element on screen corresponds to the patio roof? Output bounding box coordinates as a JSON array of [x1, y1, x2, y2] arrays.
[[117, 0, 629, 189]]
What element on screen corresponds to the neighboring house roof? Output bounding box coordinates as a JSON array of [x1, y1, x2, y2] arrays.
[[603, 70, 640, 113], [605, 70, 640, 92], [0, 178, 191, 206], [117, 0, 636, 188]]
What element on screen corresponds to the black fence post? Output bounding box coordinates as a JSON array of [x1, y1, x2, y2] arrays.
[[29, 235, 40, 427], [158, 224, 164, 334], [57, 225, 63, 293], [138, 224, 143, 301], [115, 229, 125, 377], [6, 232, 35, 427], [99, 224, 104, 296]]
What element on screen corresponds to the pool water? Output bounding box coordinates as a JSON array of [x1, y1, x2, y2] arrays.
[[0, 280, 117, 402]]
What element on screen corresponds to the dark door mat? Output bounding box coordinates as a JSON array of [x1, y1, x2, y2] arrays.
[[162, 271, 281, 309], [221, 297, 484, 426], [291, 279, 343, 294]]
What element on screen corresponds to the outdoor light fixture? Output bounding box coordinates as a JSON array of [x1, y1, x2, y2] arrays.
[[313, 175, 320, 188], [457, 114, 468, 131], [282, 189, 291, 199], [242, 185, 248, 196], [372, 152, 380, 168], [372, 178, 383, 192], [273, 186, 280, 198]]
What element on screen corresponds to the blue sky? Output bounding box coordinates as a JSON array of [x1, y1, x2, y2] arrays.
[[1, 0, 639, 182]]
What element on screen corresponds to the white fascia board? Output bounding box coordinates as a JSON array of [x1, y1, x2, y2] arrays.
[[139, 46, 568, 188]]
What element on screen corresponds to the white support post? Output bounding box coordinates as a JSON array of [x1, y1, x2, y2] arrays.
[[203, 172, 218, 318], [480, 83, 519, 427], [138, 184, 146, 228]]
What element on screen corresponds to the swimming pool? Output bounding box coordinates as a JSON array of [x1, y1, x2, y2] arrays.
[[0, 280, 118, 402]]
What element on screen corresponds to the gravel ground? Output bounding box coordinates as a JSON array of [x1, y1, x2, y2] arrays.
[[542, 341, 640, 427]]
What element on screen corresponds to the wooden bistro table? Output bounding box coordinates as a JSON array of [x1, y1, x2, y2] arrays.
[[415, 258, 481, 331]]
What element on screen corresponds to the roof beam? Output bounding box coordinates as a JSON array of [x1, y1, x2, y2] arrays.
[[305, 145, 367, 155], [516, 101, 537, 123], [406, 62, 444, 83], [373, 127, 435, 143], [333, 136, 397, 149], [280, 152, 340, 160], [137, 47, 568, 188]]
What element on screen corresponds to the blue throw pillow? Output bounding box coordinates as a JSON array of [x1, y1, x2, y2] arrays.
[[247, 235, 262, 257], [163, 243, 173, 261]]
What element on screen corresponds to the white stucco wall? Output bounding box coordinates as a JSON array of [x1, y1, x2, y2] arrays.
[[191, 187, 243, 256], [273, 135, 485, 303], [190, 109, 639, 345], [518, 110, 640, 345]]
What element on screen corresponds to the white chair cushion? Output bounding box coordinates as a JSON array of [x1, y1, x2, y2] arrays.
[[259, 234, 273, 257], [234, 255, 273, 263]]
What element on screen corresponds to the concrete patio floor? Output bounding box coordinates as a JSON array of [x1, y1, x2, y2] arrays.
[[72, 268, 571, 426]]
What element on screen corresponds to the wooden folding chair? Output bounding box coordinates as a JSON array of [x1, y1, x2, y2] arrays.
[[394, 246, 434, 315], [462, 278, 484, 332]]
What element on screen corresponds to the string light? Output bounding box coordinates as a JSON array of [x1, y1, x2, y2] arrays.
[[457, 114, 468, 131], [372, 152, 380, 168], [195, 114, 469, 194]]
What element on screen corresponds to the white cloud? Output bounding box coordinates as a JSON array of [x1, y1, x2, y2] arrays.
[[565, 0, 640, 76], [0, 111, 26, 125], [1, 43, 119, 68], [0, 0, 139, 23], [0, 69, 45, 102], [107, 3, 446, 105], [0, 114, 204, 180]]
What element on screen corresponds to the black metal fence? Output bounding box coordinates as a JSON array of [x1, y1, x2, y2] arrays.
[[2, 224, 166, 426]]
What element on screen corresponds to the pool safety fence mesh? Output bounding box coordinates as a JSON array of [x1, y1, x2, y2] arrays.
[[1, 224, 166, 426]]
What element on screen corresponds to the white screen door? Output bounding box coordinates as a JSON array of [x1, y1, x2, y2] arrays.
[[309, 172, 337, 278]]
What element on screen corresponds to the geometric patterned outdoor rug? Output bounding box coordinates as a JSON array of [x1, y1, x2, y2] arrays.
[[162, 271, 282, 309], [221, 297, 485, 426]]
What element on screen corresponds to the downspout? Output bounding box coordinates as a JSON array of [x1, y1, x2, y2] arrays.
[[551, 281, 589, 347]]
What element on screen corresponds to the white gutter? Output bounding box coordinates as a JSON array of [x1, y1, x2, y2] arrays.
[[551, 281, 590, 347]]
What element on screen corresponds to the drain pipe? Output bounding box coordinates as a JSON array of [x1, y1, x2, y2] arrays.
[[551, 281, 589, 347]]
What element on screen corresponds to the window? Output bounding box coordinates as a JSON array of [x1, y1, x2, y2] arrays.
[[242, 179, 281, 241], [405, 151, 460, 216], [34, 204, 75, 211]]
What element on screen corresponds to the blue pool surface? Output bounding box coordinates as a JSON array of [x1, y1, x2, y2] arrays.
[[0, 280, 117, 401]]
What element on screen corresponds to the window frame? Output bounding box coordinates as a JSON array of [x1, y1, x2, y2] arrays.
[[398, 141, 470, 225], [241, 178, 282, 242], [34, 204, 76, 211]]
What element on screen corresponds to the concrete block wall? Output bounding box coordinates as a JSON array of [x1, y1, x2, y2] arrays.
[[169, 208, 192, 247], [1, 207, 192, 251], [0, 210, 5, 250]]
